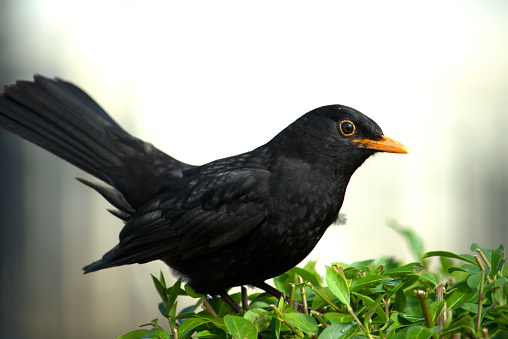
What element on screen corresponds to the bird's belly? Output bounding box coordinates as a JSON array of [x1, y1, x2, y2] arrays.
[[164, 213, 332, 295]]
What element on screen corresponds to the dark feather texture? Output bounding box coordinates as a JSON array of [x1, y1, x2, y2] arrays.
[[0, 75, 406, 298]]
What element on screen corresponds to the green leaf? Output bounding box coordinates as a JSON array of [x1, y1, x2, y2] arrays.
[[387, 220, 425, 260], [323, 313, 355, 324], [116, 329, 150, 339], [384, 262, 423, 276], [243, 308, 271, 332], [224, 314, 258, 339], [284, 312, 318, 334], [319, 322, 358, 339], [178, 318, 208, 339], [350, 275, 392, 293], [406, 325, 434, 339], [168, 278, 182, 305], [269, 315, 281, 339], [325, 266, 350, 307], [390, 327, 409, 339], [428, 299, 446, 325], [445, 281, 476, 310], [194, 315, 228, 335], [448, 266, 469, 273], [193, 329, 219, 338], [459, 302, 478, 314], [350, 259, 375, 270], [418, 272, 438, 286], [351, 292, 388, 323], [142, 328, 171, 339], [442, 315, 475, 335], [491, 277, 508, 305], [286, 266, 322, 286], [376, 257, 402, 272], [342, 266, 361, 279], [311, 286, 338, 310], [398, 313, 424, 323], [385, 274, 419, 300], [332, 262, 365, 279], [393, 288, 407, 313], [151, 274, 169, 306], [303, 260, 323, 286], [491, 248, 506, 276], [174, 312, 198, 321], [331, 262, 362, 279], [422, 251, 476, 265], [363, 293, 386, 328], [184, 283, 201, 298], [331, 262, 352, 269], [466, 271, 483, 291]]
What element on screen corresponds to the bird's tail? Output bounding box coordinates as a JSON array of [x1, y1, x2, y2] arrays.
[[0, 75, 192, 210]]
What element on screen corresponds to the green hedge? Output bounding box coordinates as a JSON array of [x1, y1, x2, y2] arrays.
[[118, 225, 507, 339]]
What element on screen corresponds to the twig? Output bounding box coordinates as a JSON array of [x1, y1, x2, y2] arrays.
[[270, 304, 304, 338], [414, 290, 438, 339], [298, 276, 308, 315], [434, 284, 446, 327], [202, 298, 218, 317]]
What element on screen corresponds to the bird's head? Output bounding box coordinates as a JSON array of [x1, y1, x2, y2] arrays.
[[270, 105, 408, 176]]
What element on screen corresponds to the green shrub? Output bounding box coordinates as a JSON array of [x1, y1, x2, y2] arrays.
[[118, 226, 507, 339]]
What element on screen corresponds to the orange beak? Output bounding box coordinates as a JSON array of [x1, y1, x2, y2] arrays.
[[353, 135, 409, 154]]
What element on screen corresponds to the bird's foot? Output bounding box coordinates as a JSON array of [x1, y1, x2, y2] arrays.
[[253, 281, 312, 314], [218, 291, 244, 314]]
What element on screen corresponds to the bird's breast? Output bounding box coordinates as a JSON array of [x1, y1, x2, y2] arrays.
[[265, 157, 348, 245]]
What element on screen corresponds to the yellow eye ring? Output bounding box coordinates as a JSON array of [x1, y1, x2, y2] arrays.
[[339, 120, 355, 136]]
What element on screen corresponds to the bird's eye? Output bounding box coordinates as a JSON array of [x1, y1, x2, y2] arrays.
[[339, 120, 355, 136]]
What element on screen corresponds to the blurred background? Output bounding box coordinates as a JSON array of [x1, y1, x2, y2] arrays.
[[0, 1, 507, 338]]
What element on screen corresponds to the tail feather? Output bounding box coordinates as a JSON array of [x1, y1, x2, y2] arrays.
[[2, 78, 126, 178], [0, 75, 195, 209]]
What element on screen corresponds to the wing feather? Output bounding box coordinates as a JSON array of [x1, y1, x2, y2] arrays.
[[96, 166, 269, 268]]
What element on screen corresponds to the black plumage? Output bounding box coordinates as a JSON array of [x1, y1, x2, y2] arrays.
[[0, 75, 407, 310]]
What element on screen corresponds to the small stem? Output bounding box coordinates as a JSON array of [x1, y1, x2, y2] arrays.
[[202, 298, 218, 317], [477, 270, 485, 333], [384, 286, 389, 320], [298, 277, 308, 315], [474, 254, 487, 332], [310, 310, 328, 328], [307, 282, 341, 312], [500, 257, 507, 277], [434, 284, 446, 327], [482, 328, 488, 338], [270, 304, 304, 338], [414, 290, 438, 339], [476, 249, 491, 269], [172, 320, 179, 339], [289, 284, 295, 309], [474, 255, 486, 271], [347, 306, 373, 339]]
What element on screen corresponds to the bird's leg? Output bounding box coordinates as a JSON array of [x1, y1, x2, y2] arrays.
[[219, 291, 244, 314], [254, 281, 283, 299], [253, 282, 306, 313], [241, 286, 249, 311]]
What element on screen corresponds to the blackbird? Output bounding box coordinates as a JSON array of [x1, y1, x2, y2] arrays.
[[0, 75, 407, 312]]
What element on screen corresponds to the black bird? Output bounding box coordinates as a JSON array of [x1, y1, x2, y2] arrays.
[[0, 75, 408, 313]]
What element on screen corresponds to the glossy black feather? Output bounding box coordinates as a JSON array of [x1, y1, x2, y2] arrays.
[[0, 76, 389, 295]]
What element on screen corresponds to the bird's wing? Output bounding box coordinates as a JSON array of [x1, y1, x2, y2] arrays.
[[85, 166, 270, 270]]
